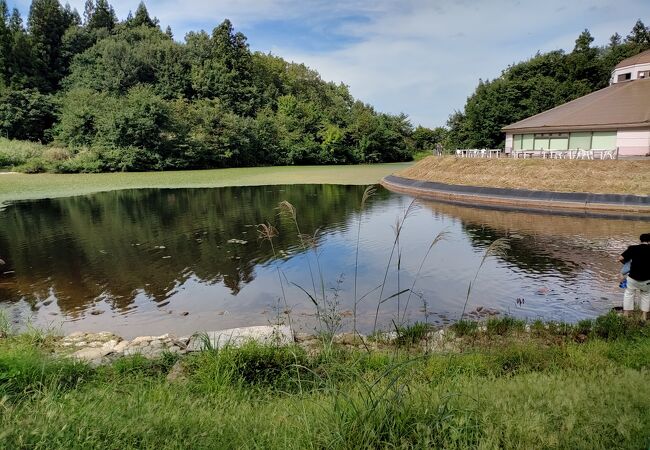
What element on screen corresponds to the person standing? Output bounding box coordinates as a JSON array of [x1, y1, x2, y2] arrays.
[[620, 233, 650, 320]]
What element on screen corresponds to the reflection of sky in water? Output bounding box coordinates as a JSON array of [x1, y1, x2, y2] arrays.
[[0, 185, 646, 338]]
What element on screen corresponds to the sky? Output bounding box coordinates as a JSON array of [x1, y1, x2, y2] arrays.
[[12, 0, 650, 127]]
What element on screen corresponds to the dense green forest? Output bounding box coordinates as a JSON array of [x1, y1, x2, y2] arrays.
[[1, 2, 648, 172], [0, 0, 437, 172], [446, 21, 650, 149]]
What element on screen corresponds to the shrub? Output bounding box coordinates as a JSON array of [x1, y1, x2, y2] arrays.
[[0, 138, 45, 167], [0, 349, 93, 399], [593, 312, 648, 340], [574, 319, 594, 336], [42, 147, 72, 161], [99, 146, 161, 172], [396, 322, 431, 346], [486, 316, 526, 335], [188, 343, 310, 391], [452, 320, 479, 337], [103, 353, 179, 378], [53, 150, 103, 173], [16, 158, 49, 173], [494, 345, 567, 375]]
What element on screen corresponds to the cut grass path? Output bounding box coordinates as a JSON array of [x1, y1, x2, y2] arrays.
[[0, 163, 412, 205]]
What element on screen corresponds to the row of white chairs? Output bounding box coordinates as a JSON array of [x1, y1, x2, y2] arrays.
[[511, 148, 618, 160], [455, 149, 502, 158]]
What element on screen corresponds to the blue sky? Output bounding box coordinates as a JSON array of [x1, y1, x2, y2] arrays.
[[12, 0, 650, 127]]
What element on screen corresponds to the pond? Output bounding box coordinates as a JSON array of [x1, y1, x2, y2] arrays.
[[0, 185, 647, 338]]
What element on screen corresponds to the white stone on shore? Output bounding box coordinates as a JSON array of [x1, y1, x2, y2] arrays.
[[73, 346, 113, 362], [131, 335, 155, 344], [102, 339, 118, 352], [113, 341, 128, 353], [186, 325, 292, 352], [61, 326, 290, 365]]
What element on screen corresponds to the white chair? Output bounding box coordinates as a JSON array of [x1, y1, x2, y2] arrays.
[[601, 149, 617, 160], [576, 149, 594, 160], [455, 149, 463, 158]]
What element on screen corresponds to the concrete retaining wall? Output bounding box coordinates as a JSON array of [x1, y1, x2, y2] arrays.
[[381, 175, 650, 218]]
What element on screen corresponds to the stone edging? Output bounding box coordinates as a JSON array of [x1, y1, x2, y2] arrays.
[[381, 175, 650, 218], [59, 326, 295, 366], [55, 324, 460, 366]]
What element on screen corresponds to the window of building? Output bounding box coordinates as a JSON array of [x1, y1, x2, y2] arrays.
[[617, 72, 632, 82], [638, 70, 650, 79]]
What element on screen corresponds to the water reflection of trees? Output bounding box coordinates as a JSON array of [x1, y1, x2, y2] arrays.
[[0, 185, 381, 314], [462, 224, 577, 276], [423, 200, 646, 278]]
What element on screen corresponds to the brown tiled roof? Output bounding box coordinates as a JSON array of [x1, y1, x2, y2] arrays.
[[502, 78, 650, 133], [615, 49, 650, 69]]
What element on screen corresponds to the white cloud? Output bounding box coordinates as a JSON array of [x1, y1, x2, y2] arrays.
[[13, 0, 650, 126], [271, 0, 650, 126]]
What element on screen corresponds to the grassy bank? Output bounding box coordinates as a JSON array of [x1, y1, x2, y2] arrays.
[[1, 313, 649, 449], [0, 162, 411, 205], [398, 156, 650, 195]]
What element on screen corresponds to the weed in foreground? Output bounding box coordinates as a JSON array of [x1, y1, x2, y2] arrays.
[[486, 316, 526, 336], [394, 322, 431, 347], [451, 320, 479, 337], [462, 238, 510, 319]]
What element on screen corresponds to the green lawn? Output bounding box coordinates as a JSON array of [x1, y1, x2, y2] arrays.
[[0, 163, 412, 205], [1, 314, 650, 449]]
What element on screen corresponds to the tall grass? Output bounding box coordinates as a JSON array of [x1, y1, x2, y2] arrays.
[[353, 186, 376, 337], [0, 137, 46, 168], [257, 222, 293, 334], [461, 237, 510, 318], [372, 199, 418, 333], [1, 321, 650, 448], [273, 191, 508, 337]]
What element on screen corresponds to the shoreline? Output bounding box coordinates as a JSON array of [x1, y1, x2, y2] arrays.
[[382, 174, 650, 217], [0, 162, 412, 206]]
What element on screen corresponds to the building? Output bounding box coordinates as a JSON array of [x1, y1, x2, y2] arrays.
[[503, 49, 650, 157]]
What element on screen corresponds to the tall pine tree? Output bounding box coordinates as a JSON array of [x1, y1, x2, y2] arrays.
[[626, 19, 650, 45], [0, 0, 9, 85], [28, 0, 67, 91], [128, 2, 157, 28], [87, 0, 116, 30]]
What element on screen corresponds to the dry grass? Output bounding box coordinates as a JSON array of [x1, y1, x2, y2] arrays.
[[398, 156, 650, 195]]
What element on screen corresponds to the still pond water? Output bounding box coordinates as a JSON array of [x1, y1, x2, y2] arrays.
[[0, 185, 647, 338]]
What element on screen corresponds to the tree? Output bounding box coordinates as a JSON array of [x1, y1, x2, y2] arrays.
[[609, 32, 622, 47], [189, 19, 259, 115], [62, 3, 80, 28], [573, 29, 594, 52], [0, 88, 56, 141], [0, 0, 10, 83], [8, 7, 22, 33], [5, 8, 39, 88], [567, 29, 604, 86], [28, 0, 68, 91], [626, 19, 650, 45], [412, 126, 448, 153], [4, 8, 416, 170], [86, 0, 116, 31], [83, 0, 93, 25], [94, 85, 173, 169], [64, 26, 191, 98], [128, 2, 157, 28]]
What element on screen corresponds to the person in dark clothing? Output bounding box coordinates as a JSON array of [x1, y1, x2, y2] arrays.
[[620, 233, 650, 320]]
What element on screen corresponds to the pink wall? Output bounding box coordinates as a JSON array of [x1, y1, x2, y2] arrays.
[[617, 129, 650, 156]]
